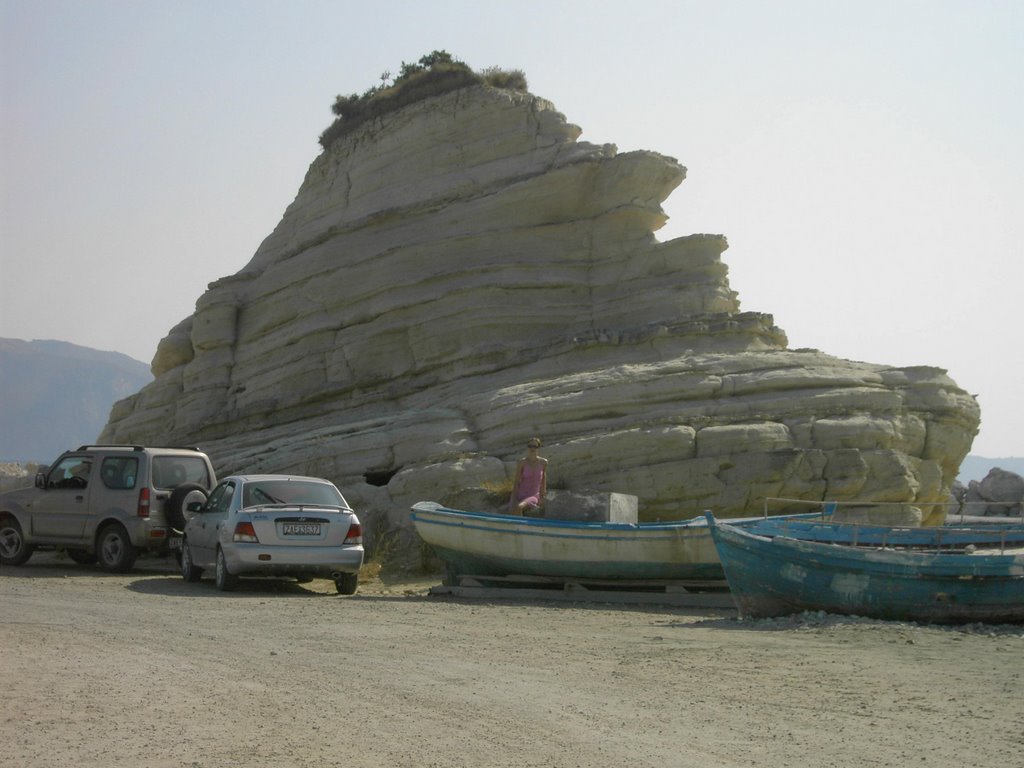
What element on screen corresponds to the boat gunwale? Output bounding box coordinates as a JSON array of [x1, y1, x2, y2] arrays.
[[411, 512, 715, 545], [410, 502, 708, 531], [410, 502, 820, 533], [742, 517, 1024, 548]]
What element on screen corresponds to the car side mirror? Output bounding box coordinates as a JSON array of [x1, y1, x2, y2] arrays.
[[186, 501, 205, 514], [35, 472, 47, 489]]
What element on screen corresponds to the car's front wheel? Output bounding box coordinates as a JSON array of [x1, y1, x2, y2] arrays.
[[334, 572, 358, 595], [0, 517, 33, 566], [214, 548, 237, 591], [96, 523, 138, 573], [180, 539, 203, 582]]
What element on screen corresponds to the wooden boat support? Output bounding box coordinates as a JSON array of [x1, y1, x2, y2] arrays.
[[429, 573, 735, 608]]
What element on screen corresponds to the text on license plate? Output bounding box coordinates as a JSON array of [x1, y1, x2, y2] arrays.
[[282, 523, 321, 536]]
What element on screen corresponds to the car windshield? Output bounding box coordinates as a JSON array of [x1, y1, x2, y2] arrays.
[[242, 480, 347, 509]]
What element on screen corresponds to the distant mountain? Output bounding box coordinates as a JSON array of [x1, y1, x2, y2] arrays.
[[0, 338, 152, 462], [957, 455, 1024, 484]]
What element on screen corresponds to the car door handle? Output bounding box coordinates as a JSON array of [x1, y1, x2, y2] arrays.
[[75, 496, 84, 502]]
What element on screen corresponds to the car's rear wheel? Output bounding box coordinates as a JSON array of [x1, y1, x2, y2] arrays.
[[214, 548, 236, 591], [0, 517, 33, 566], [67, 548, 97, 565], [180, 539, 203, 582], [334, 572, 358, 595], [96, 523, 138, 573], [164, 483, 208, 532]]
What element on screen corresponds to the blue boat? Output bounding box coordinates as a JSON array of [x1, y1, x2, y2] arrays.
[[705, 513, 1024, 624]]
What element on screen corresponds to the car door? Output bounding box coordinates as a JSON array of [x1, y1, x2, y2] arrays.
[[189, 480, 236, 567], [27, 455, 94, 540]]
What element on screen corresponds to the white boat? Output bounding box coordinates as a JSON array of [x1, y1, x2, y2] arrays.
[[410, 501, 757, 583]]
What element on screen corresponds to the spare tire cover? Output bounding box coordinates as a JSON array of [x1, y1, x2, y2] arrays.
[[165, 483, 208, 531]]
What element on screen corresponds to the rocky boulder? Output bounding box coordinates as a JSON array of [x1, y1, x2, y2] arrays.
[[961, 468, 1024, 517], [99, 83, 979, 536]]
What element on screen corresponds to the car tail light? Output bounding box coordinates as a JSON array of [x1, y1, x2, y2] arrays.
[[344, 521, 363, 545], [137, 487, 151, 518], [233, 522, 259, 543]]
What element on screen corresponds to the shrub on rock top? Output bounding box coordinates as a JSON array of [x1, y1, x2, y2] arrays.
[[319, 50, 528, 150]]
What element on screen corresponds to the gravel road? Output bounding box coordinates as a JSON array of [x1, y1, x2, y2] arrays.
[[2, 552, 1022, 768]]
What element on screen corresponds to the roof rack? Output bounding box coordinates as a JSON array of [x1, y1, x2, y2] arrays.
[[76, 444, 145, 451], [75, 445, 204, 452]]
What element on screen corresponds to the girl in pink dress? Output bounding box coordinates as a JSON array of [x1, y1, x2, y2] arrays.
[[509, 437, 548, 515]]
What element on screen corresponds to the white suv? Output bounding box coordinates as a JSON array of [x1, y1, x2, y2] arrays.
[[0, 445, 216, 572]]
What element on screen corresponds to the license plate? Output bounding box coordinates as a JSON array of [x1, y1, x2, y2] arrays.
[[282, 523, 321, 536]]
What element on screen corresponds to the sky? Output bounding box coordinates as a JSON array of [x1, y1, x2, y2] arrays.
[[1, 0, 1021, 456]]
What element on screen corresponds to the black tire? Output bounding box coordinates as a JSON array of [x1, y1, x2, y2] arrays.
[[67, 548, 97, 565], [96, 523, 138, 573], [0, 517, 34, 566], [334, 571, 358, 595], [180, 539, 203, 582], [164, 483, 208, 532], [214, 548, 237, 591]]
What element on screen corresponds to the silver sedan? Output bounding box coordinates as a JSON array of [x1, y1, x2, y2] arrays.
[[179, 474, 364, 594]]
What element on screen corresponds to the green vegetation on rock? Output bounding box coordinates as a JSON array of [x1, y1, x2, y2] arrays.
[[318, 50, 527, 150]]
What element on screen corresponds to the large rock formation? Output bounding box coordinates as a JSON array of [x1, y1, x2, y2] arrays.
[[100, 85, 979, 532]]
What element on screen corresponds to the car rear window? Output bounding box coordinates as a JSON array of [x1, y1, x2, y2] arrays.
[[243, 480, 347, 508], [152, 456, 212, 490]]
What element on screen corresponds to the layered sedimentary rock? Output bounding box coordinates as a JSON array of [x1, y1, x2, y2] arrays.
[[100, 85, 980, 529]]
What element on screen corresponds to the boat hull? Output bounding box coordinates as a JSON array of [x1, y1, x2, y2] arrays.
[[411, 502, 726, 581], [707, 515, 1024, 624]]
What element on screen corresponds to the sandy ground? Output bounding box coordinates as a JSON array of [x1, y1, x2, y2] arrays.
[[1, 552, 1022, 768]]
